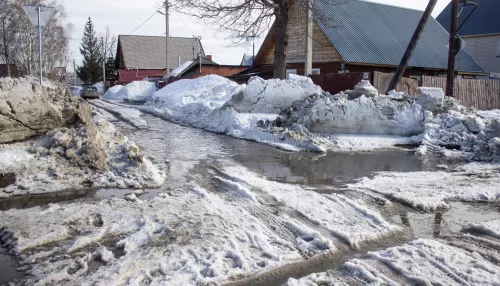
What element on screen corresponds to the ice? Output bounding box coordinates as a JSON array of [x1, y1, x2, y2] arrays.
[[284, 271, 358, 286], [220, 164, 400, 247], [345, 239, 500, 285], [232, 75, 322, 114], [330, 134, 413, 152], [0, 184, 335, 285], [467, 219, 500, 239], [102, 85, 124, 100], [349, 162, 500, 211], [171, 60, 193, 77], [0, 149, 33, 172]]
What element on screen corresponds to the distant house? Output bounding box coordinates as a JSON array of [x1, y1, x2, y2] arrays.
[[437, 0, 500, 78], [250, 0, 486, 81], [174, 55, 247, 78], [115, 35, 205, 84]]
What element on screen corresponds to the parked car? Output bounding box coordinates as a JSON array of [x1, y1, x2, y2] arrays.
[[80, 86, 100, 99]]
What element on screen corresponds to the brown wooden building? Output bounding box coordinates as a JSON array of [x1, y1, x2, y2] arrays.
[[175, 56, 247, 79], [248, 0, 487, 83]]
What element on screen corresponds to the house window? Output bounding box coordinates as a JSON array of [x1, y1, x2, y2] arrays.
[[410, 75, 422, 81], [311, 68, 320, 75], [497, 37, 500, 57], [286, 69, 297, 79]]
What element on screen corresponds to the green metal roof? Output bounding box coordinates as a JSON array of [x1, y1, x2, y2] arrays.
[[314, 0, 484, 72]]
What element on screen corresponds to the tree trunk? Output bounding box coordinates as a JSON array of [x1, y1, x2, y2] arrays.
[[273, 0, 289, 79]]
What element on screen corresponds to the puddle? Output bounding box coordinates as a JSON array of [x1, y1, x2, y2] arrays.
[[0, 248, 22, 284], [391, 201, 500, 238], [0, 189, 93, 211]]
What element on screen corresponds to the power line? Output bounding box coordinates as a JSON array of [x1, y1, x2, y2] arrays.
[[128, 11, 158, 35]]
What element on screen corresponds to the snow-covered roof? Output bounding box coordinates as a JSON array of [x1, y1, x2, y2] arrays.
[[171, 61, 193, 77]]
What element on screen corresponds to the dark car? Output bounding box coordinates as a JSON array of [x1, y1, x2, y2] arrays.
[[81, 86, 100, 99]]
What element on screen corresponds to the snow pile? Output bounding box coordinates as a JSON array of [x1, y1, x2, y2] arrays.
[[466, 219, 500, 238], [232, 75, 322, 114], [0, 184, 334, 285], [344, 239, 500, 285], [102, 85, 124, 100], [93, 81, 104, 94], [284, 271, 360, 286], [345, 80, 379, 99], [348, 162, 500, 211], [120, 81, 157, 102], [220, 164, 400, 247], [277, 93, 424, 136], [416, 87, 444, 112], [171, 60, 193, 77], [413, 98, 500, 159], [1, 101, 166, 198]]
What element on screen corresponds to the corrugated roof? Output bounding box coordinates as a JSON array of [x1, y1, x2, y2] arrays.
[[118, 35, 205, 70], [314, 0, 484, 72], [437, 0, 500, 37]]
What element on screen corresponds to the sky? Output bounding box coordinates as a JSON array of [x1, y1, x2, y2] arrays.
[[63, 0, 451, 67]]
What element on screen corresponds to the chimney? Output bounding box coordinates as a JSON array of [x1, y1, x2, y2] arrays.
[[207, 55, 212, 61]]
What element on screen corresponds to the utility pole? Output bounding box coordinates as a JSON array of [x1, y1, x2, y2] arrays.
[[446, 0, 459, 98], [194, 36, 201, 73], [165, 0, 170, 79], [37, 6, 42, 83], [387, 0, 437, 93], [73, 59, 76, 86], [304, 3, 313, 76], [101, 37, 106, 93]]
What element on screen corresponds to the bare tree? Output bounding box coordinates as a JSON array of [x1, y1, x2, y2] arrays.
[[170, 0, 348, 79], [0, 0, 72, 78], [99, 26, 117, 59]]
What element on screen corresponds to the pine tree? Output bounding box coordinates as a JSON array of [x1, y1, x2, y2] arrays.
[[77, 18, 102, 83]]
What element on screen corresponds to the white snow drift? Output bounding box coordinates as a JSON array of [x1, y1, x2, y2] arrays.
[[104, 81, 156, 102]]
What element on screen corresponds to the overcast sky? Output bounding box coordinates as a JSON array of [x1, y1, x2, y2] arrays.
[[63, 0, 451, 67]]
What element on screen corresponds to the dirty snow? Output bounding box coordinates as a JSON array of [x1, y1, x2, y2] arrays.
[[0, 149, 33, 172], [348, 162, 500, 211], [329, 134, 414, 152], [102, 85, 124, 100], [89, 99, 147, 128], [220, 164, 400, 247], [344, 238, 500, 285], [466, 219, 500, 239], [0, 184, 334, 286]]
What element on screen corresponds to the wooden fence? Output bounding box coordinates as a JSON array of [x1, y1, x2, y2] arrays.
[[372, 72, 500, 110], [373, 72, 419, 97], [422, 76, 500, 110], [309, 72, 365, 95]]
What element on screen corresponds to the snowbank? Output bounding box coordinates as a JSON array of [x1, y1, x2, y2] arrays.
[[348, 162, 500, 211], [106, 81, 157, 102], [1, 101, 166, 198], [232, 75, 322, 114], [93, 81, 104, 94], [102, 85, 124, 100]]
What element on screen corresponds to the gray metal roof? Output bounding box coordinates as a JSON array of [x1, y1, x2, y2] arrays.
[[437, 0, 500, 37], [118, 35, 205, 70], [314, 0, 484, 72]]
